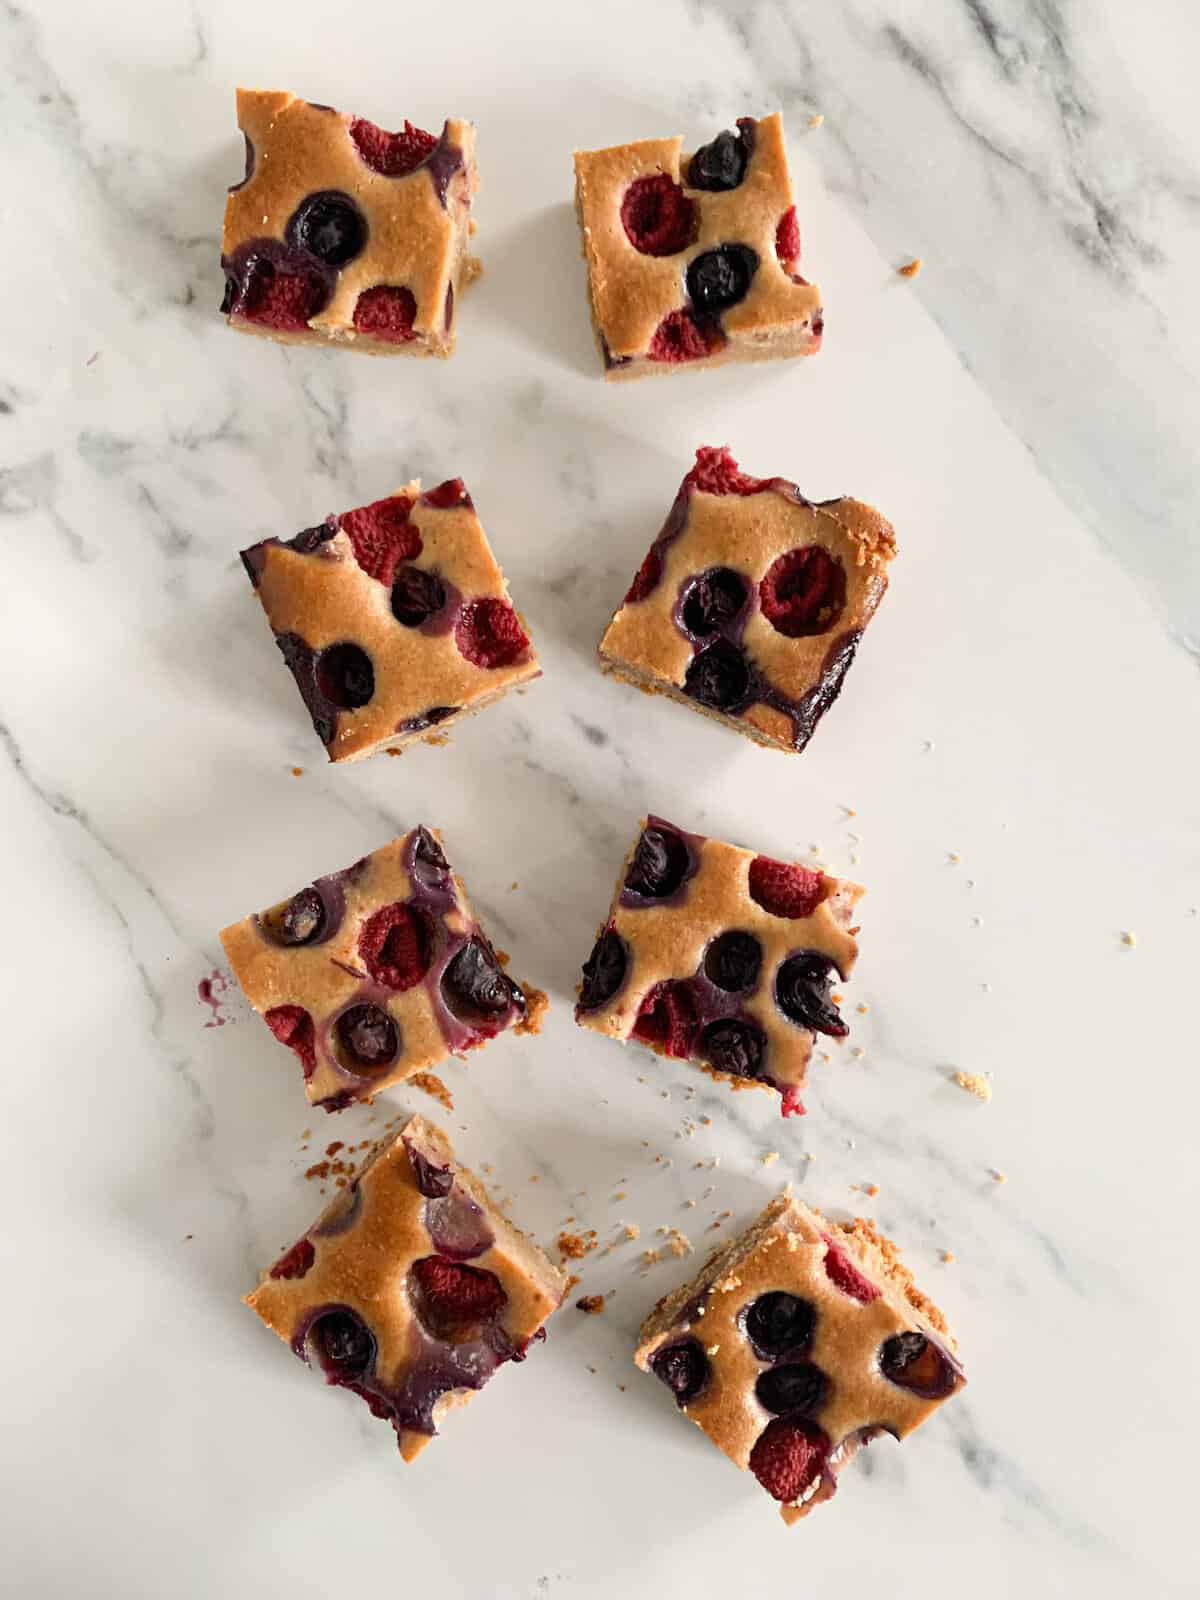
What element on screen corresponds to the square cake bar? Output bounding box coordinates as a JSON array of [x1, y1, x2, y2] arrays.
[[222, 88, 478, 355], [600, 447, 895, 754], [575, 815, 862, 1116], [241, 476, 539, 762], [221, 827, 544, 1112], [247, 1115, 567, 1459], [636, 1193, 965, 1523], [574, 112, 821, 377]]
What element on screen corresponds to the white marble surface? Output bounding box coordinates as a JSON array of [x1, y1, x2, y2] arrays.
[[3, 3, 1198, 1596]]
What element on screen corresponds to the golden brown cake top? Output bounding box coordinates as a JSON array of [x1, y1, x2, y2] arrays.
[[575, 815, 863, 1113], [246, 1114, 567, 1461], [574, 113, 821, 363], [220, 828, 537, 1110], [241, 478, 539, 762], [600, 446, 895, 752], [635, 1193, 964, 1523], [222, 88, 476, 343]]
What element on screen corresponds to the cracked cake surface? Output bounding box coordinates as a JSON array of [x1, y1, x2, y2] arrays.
[[221, 827, 545, 1111], [246, 1115, 567, 1459], [635, 1192, 965, 1524]]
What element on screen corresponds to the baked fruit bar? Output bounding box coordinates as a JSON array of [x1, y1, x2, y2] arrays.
[[241, 477, 539, 762], [221, 827, 544, 1112], [246, 1115, 567, 1458], [600, 447, 895, 754], [575, 815, 862, 1116], [573, 112, 821, 378], [221, 88, 478, 355], [636, 1193, 965, 1523]]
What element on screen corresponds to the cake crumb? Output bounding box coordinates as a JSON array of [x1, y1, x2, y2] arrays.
[[808, 112, 824, 128], [991, 1169, 1008, 1184], [624, 1223, 641, 1241], [576, 1294, 605, 1314], [510, 880, 518, 890], [666, 1228, 692, 1258], [851, 1047, 865, 1060], [291, 766, 304, 777], [953, 1070, 992, 1102], [947, 851, 961, 864], [641, 1248, 661, 1267], [898, 257, 923, 278], [409, 1071, 454, 1111], [941, 1250, 956, 1264], [557, 1230, 599, 1261], [684, 1198, 696, 1208], [565, 1274, 580, 1292], [1120, 931, 1136, 948], [385, 747, 403, 757], [762, 1151, 780, 1166], [865, 1183, 880, 1197]]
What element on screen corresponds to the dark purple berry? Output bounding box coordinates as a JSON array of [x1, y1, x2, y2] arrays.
[[316, 642, 375, 710], [680, 566, 748, 636], [309, 1309, 375, 1379], [285, 522, 337, 556], [688, 121, 755, 191], [579, 927, 628, 1010], [684, 639, 751, 712], [409, 826, 451, 892], [391, 565, 447, 626], [650, 1339, 710, 1406], [286, 190, 367, 266], [879, 1333, 960, 1398], [334, 1003, 399, 1071], [405, 1144, 454, 1199], [699, 1017, 766, 1079], [744, 1292, 816, 1358], [755, 1362, 828, 1417], [625, 822, 689, 899], [775, 951, 847, 1036], [264, 886, 326, 947], [686, 245, 759, 314], [703, 930, 762, 992], [443, 938, 516, 1020]]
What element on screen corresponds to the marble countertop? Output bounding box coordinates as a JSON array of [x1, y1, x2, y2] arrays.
[[4, 2, 1197, 1596]]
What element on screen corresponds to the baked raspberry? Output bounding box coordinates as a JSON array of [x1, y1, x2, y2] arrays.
[[454, 598, 530, 669], [748, 856, 827, 920], [620, 174, 696, 256], [685, 445, 765, 497], [749, 1417, 832, 1504], [775, 206, 801, 268], [353, 285, 418, 344], [633, 980, 699, 1057], [237, 254, 329, 330], [359, 902, 433, 991], [648, 309, 718, 363], [422, 477, 471, 510], [349, 116, 438, 177], [409, 1255, 508, 1341], [686, 245, 759, 314], [269, 1238, 316, 1280], [759, 547, 847, 638], [822, 1236, 881, 1304], [743, 1291, 815, 1358], [625, 546, 665, 603], [286, 190, 367, 266], [650, 1339, 710, 1405], [775, 951, 847, 1037], [338, 495, 421, 584], [265, 1005, 316, 1078], [755, 1362, 828, 1417]]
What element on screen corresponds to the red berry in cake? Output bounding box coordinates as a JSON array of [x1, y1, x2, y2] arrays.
[[349, 116, 437, 177], [359, 902, 433, 992], [236, 254, 329, 331], [822, 1236, 881, 1304], [409, 1255, 508, 1341], [685, 446, 765, 497], [620, 174, 696, 256], [625, 545, 665, 603], [649, 309, 718, 363], [422, 477, 471, 510], [759, 546, 847, 637], [633, 980, 700, 1057], [265, 1004, 316, 1078], [749, 1417, 832, 1504], [686, 245, 758, 313], [775, 206, 801, 268], [269, 1238, 316, 1280], [338, 495, 421, 584], [352, 285, 418, 343], [454, 598, 530, 669], [748, 856, 827, 920]]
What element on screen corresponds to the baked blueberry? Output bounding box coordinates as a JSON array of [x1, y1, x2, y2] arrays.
[[703, 930, 763, 992], [624, 822, 690, 900], [684, 639, 751, 711], [442, 937, 518, 1022], [775, 951, 847, 1037], [334, 1003, 399, 1071], [687, 122, 754, 191], [680, 567, 748, 637], [686, 245, 759, 314], [316, 642, 375, 710], [743, 1291, 816, 1358], [286, 190, 368, 266], [262, 886, 326, 947], [699, 1017, 766, 1079], [755, 1362, 828, 1417], [309, 1308, 376, 1380], [650, 1338, 710, 1405], [579, 927, 628, 1010], [391, 565, 447, 626], [879, 1333, 959, 1399]]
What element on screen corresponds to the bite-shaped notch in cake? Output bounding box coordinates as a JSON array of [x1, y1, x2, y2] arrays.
[[600, 447, 896, 754], [220, 827, 545, 1112], [241, 477, 539, 762], [221, 88, 478, 355], [246, 1115, 567, 1459], [635, 1193, 965, 1524], [573, 112, 821, 378], [575, 815, 863, 1116]]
